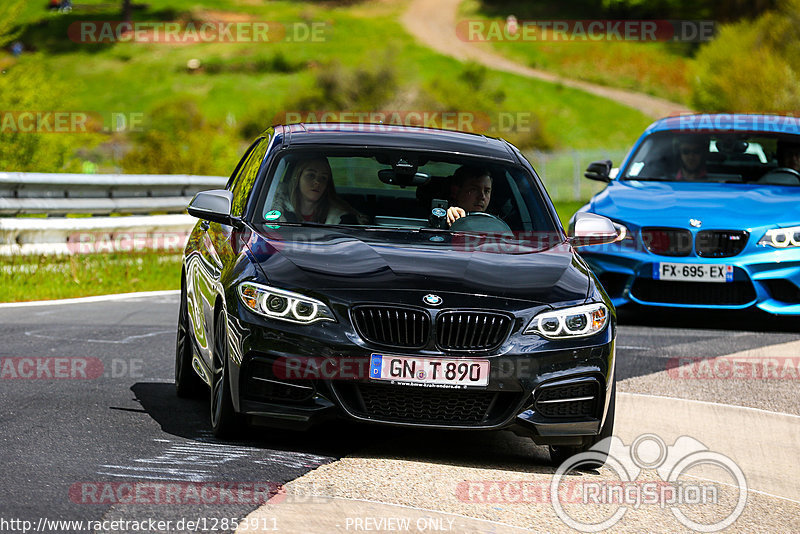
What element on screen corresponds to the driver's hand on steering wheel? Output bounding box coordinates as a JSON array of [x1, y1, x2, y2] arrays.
[[446, 206, 466, 226]]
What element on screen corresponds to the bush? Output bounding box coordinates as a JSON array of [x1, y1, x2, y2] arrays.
[[0, 0, 24, 48], [281, 57, 554, 150], [194, 51, 303, 76], [691, 0, 800, 112], [289, 51, 399, 111], [122, 99, 244, 176], [0, 64, 98, 172]]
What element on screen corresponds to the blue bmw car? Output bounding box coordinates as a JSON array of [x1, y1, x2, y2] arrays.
[[575, 113, 800, 315]]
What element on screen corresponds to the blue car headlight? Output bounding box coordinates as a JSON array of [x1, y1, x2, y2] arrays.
[[758, 226, 800, 248], [524, 303, 608, 339], [238, 282, 336, 324]]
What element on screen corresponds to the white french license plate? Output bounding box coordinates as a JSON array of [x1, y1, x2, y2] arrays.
[[653, 262, 733, 283], [369, 354, 489, 387]]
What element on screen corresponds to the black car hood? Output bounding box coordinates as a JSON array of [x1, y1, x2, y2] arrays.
[[246, 224, 590, 304]]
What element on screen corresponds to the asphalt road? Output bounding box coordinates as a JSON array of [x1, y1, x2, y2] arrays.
[[0, 293, 797, 533]]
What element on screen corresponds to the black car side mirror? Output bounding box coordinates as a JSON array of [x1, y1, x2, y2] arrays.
[[585, 160, 612, 183], [187, 189, 239, 226]]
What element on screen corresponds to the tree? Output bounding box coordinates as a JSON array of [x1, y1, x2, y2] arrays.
[[122, 0, 132, 23], [0, 0, 25, 48], [691, 0, 800, 112]]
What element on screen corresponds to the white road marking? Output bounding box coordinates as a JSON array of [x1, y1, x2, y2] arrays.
[[24, 327, 173, 344], [620, 391, 800, 420], [0, 290, 179, 308]]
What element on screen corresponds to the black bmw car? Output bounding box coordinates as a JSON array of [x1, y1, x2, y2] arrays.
[[176, 123, 621, 465]]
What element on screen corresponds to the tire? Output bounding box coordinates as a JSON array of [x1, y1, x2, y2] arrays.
[[175, 282, 205, 398], [210, 307, 244, 438], [549, 379, 616, 470]]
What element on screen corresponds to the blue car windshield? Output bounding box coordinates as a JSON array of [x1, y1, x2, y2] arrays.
[[621, 131, 800, 185], [255, 149, 559, 233]]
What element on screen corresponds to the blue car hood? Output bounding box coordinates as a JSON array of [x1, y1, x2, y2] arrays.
[[594, 181, 800, 228]]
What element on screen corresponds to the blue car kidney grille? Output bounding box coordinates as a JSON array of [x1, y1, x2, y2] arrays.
[[695, 230, 748, 257]]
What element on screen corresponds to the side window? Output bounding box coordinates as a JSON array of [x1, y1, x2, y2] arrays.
[[230, 137, 269, 217], [226, 139, 260, 190]]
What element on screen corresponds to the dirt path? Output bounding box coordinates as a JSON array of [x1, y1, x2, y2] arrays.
[[400, 0, 691, 119]]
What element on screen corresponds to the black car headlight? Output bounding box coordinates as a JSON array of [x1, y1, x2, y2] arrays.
[[758, 226, 800, 248], [238, 282, 336, 324], [524, 303, 608, 339]]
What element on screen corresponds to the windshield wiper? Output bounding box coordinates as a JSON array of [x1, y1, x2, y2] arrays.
[[261, 221, 363, 229]]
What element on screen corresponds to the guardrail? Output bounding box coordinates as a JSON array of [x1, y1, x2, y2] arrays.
[[0, 173, 227, 255], [0, 173, 226, 216]]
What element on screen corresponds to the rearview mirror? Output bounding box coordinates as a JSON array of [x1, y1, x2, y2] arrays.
[[187, 189, 236, 226], [585, 160, 612, 183], [378, 169, 431, 187], [568, 212, 620, 246]]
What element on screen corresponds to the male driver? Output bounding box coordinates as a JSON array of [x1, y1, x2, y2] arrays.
[[674, 136, 708, 181], [777, 141, 800, 172], [446, 165, 493, 226]]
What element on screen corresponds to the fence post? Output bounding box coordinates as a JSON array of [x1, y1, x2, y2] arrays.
[[573, 150, 581, 201]]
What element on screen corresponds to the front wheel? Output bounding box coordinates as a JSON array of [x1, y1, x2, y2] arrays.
[[175, 283, 205, 398], [210, 308, 244, 438], [549, 380, 616, 469]]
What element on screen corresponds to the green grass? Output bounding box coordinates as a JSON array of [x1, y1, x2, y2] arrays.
[[553, 200, 587, 228], [460, 0, 693, 104], [2, 0, 640, 302], [10, 0, 651, 160], [0, 252, 181, 302], [523, 147, 626, 202]]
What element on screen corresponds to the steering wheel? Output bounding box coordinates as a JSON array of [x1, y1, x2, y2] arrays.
[[449, 211, 513, 235], [758, 167, 800, 185], [773, 167, 800, 178]]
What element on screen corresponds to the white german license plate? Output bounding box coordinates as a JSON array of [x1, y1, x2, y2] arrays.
[[653, 262, 733, 283], [369, 354, 489, 387]]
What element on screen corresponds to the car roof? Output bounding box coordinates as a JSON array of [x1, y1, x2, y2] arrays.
[[645, 113, 800, 136], [273, 123, 518, 162]]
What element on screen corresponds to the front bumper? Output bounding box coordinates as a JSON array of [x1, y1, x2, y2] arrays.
[[581, 245, 800, 315], [226, 304, 615, 445]]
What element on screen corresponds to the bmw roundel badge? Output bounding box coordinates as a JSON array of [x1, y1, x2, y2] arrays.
[[423, 294, 442, 306]]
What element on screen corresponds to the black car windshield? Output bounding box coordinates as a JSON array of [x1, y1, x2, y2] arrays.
[[255, 149, 559, 234], [621, 131, 800, 185]]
